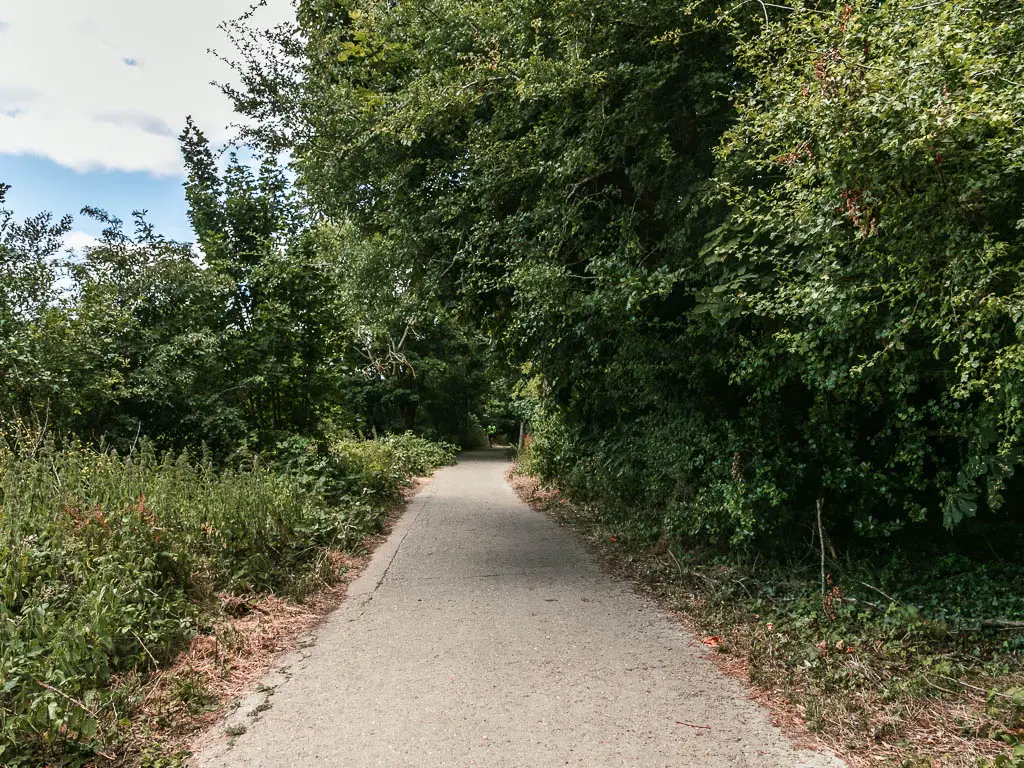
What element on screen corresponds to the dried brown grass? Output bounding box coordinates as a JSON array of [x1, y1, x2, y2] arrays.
[[110, 485, 424, 767]]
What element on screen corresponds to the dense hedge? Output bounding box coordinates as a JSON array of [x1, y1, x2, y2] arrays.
[[239, 0, 1023, 551], [690, 0, 1024, 541]]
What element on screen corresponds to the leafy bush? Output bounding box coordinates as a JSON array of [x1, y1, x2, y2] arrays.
[[271, 431, 457, 507], [468, 0, 1024, 555], [243, 0, 1024, 554], [376, 432, 459, 477], [0, 427, 454, 765], [328, 432, 456, 500], [692, 0, 1024, 541]]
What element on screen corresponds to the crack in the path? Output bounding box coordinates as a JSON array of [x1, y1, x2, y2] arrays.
[[352, 500, 448, 611], [388, 566, 583, 582]]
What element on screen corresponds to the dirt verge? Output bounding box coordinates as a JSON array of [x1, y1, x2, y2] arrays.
[[506, 467, 1018, 768], [115, 480, 431, 767]]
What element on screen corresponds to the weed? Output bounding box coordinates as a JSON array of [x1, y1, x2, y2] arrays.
[[0, 426, 455, 765], [138, 744, 189, 768], [170, 672, 218, 716], [248, 700, 273, 717]]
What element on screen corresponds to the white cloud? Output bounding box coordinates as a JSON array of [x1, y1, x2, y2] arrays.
[[0, 0, 293, 177], [63, 230, 101, 252]]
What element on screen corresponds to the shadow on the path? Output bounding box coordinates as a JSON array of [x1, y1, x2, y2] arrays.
[[457, 447, 516, 462], [394, 448, 589, 584]]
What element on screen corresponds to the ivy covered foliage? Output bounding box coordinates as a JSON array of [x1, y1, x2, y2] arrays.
[[224, 0, 1024, 550], [704, 0, 1024, 539]]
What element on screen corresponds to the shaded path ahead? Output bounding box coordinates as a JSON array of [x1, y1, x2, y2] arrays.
[[195, 450, 843, 767]]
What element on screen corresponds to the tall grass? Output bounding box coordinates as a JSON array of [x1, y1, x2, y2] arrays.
[[0, 427, 456, 765]]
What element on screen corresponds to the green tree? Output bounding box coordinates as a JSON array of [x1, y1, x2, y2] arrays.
[[220, 0, 743, 531], [220, 0, 1024, 550], [64, 207, 238, 446], [0, 183, 72, 420]]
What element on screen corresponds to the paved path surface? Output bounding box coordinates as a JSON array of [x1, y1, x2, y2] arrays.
[[194, 450, 844, 767]]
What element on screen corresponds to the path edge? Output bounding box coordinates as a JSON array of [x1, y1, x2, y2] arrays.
[[187, 476, 438, 765]]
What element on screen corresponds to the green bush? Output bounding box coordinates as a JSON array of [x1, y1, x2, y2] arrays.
[[0, 428, 455, 765], [377, 432, 459, 478], [327, 432, 456, 500], [271, 431, 457, 507]]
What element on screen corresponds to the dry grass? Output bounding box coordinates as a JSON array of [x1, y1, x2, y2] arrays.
[[107, 486, 423, 767]]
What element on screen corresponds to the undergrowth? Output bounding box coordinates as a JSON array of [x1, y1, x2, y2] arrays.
[[0, 427, 456, 766], [510, 465, 1024, 768]]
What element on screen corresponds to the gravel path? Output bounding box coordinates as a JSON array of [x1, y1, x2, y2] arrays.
[[193, 450, 844, 767]]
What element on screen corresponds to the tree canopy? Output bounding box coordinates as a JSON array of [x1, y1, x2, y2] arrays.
[[208, 0, 1024, 549]]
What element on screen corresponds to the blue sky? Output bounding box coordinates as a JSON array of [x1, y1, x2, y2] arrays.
[[0, 0, 291, 249], [2, 154, 193, 244]]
